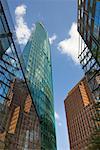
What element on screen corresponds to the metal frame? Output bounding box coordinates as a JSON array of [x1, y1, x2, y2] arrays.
[[77, 0, 100, 100]]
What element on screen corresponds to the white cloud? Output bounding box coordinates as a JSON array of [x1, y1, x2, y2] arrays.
[[55, 111, 60, 120], [58, 22, 80, 64], [15, 4, 26, 16], [55, 112, 62, 127], [15, 4, 31, 45], [58, 122, 62, 126], [49, 34, 57, 45]]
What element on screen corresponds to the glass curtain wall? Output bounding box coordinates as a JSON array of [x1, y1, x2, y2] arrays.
[[0, 1, 40, 149], [77, 0, 100, 100], [22, 22, 57, 150]]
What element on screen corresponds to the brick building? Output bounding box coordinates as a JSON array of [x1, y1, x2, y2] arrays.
[[0, 78, 41, 150], [64, 77, 96, 150]]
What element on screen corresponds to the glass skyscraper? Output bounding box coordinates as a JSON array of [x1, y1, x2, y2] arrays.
[[22, 22, 57, 150]]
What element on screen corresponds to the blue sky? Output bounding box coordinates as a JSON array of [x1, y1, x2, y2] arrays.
[[7, 0, 83, 149]]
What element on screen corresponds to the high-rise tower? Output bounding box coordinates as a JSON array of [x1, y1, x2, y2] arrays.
[[22, 22, 57, 150], [64, 77, 96, 150], [77, 1, 100, 142]]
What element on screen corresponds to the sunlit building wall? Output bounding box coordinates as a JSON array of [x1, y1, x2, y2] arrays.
[[64, 77, 96, 150]]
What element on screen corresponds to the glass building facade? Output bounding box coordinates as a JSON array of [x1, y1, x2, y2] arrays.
[[0, 0, 40, 149], [0, 0, 24, 103], [77, 0, 100, 100], [22, 22, 57, 150], [78, 0, 100, 60]]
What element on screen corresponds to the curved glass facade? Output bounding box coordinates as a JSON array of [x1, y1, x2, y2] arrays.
[[22, 22, 56, 150]]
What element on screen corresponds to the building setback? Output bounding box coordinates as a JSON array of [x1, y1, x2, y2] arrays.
[[22, 22, 56, 150], [0, 78, 41, 150], [64, 77, 96, 150]]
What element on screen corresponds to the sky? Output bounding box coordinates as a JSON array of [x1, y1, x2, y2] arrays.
[[7, 0, 84, 149]]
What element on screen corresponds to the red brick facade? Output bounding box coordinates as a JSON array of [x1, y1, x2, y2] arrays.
[[0, 79, 41, 150], [64, 78, 95, 150]]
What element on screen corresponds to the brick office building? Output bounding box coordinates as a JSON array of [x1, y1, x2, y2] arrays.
[[0, 78, 41, 150], [64, 77, 96, 150]]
